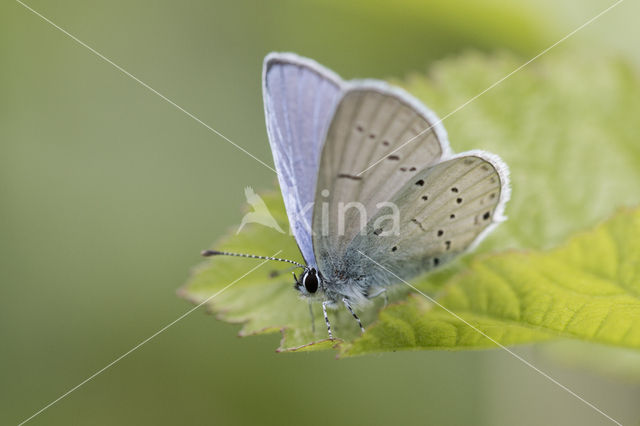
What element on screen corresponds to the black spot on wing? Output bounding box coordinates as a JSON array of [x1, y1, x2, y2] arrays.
[[337, 173, 362, 181], [411, 218, 427, 232]]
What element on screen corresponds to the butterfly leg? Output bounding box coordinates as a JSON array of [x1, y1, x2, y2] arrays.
[[322, 301, 333, 340], [308, 300, 316, 334], [367, 288, 388, 307], [343, 298, 365, 334]]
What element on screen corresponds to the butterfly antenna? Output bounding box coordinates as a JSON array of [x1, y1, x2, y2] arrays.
[[201, 249, 305, 268]]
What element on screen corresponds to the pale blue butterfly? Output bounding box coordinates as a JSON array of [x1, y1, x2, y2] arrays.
[[204, 53, 510, 339]]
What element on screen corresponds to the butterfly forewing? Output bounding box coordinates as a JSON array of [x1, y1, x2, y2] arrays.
[[312, 87, 450, 273], [263, 53, 343, 265], [349, 153, 508, 282]]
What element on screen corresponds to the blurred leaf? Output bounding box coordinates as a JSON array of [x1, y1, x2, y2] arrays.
[[181, 52, 640, 354], [538, 341, 640, 383], [274, 0, 556, 78], [344, 208, 640, 355], [402, 51, 640, 253]]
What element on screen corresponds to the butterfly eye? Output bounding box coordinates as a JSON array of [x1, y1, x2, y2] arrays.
[[303, 269, 319, 294]]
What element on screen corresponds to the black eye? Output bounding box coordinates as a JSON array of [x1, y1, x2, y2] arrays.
[[303, 269, 318, 293]]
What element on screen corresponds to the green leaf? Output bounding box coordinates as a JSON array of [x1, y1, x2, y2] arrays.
[[344, 208, 640, 356], [180, 52, 640, 354]]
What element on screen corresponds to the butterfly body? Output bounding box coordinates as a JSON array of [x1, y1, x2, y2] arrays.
[[296, 260, 382, 308]]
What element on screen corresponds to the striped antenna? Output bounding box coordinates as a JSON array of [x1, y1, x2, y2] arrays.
[[201, 249, 305, 268]]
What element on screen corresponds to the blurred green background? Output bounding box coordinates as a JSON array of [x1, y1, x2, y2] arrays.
[[2, 0, 639, 425]]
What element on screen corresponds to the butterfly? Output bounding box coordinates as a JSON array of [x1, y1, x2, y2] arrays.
[[203, 52, 510, 339]]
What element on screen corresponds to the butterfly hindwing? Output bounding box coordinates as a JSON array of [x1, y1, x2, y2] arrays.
[[311, 85, 450, 275], [348, 152, 510, 284], [263, 53, 344, 265]]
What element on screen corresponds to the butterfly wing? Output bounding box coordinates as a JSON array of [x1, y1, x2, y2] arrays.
[[263, 53, 344, 265], [311, 84, 451, 275], [349, 151, 510, 285]]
